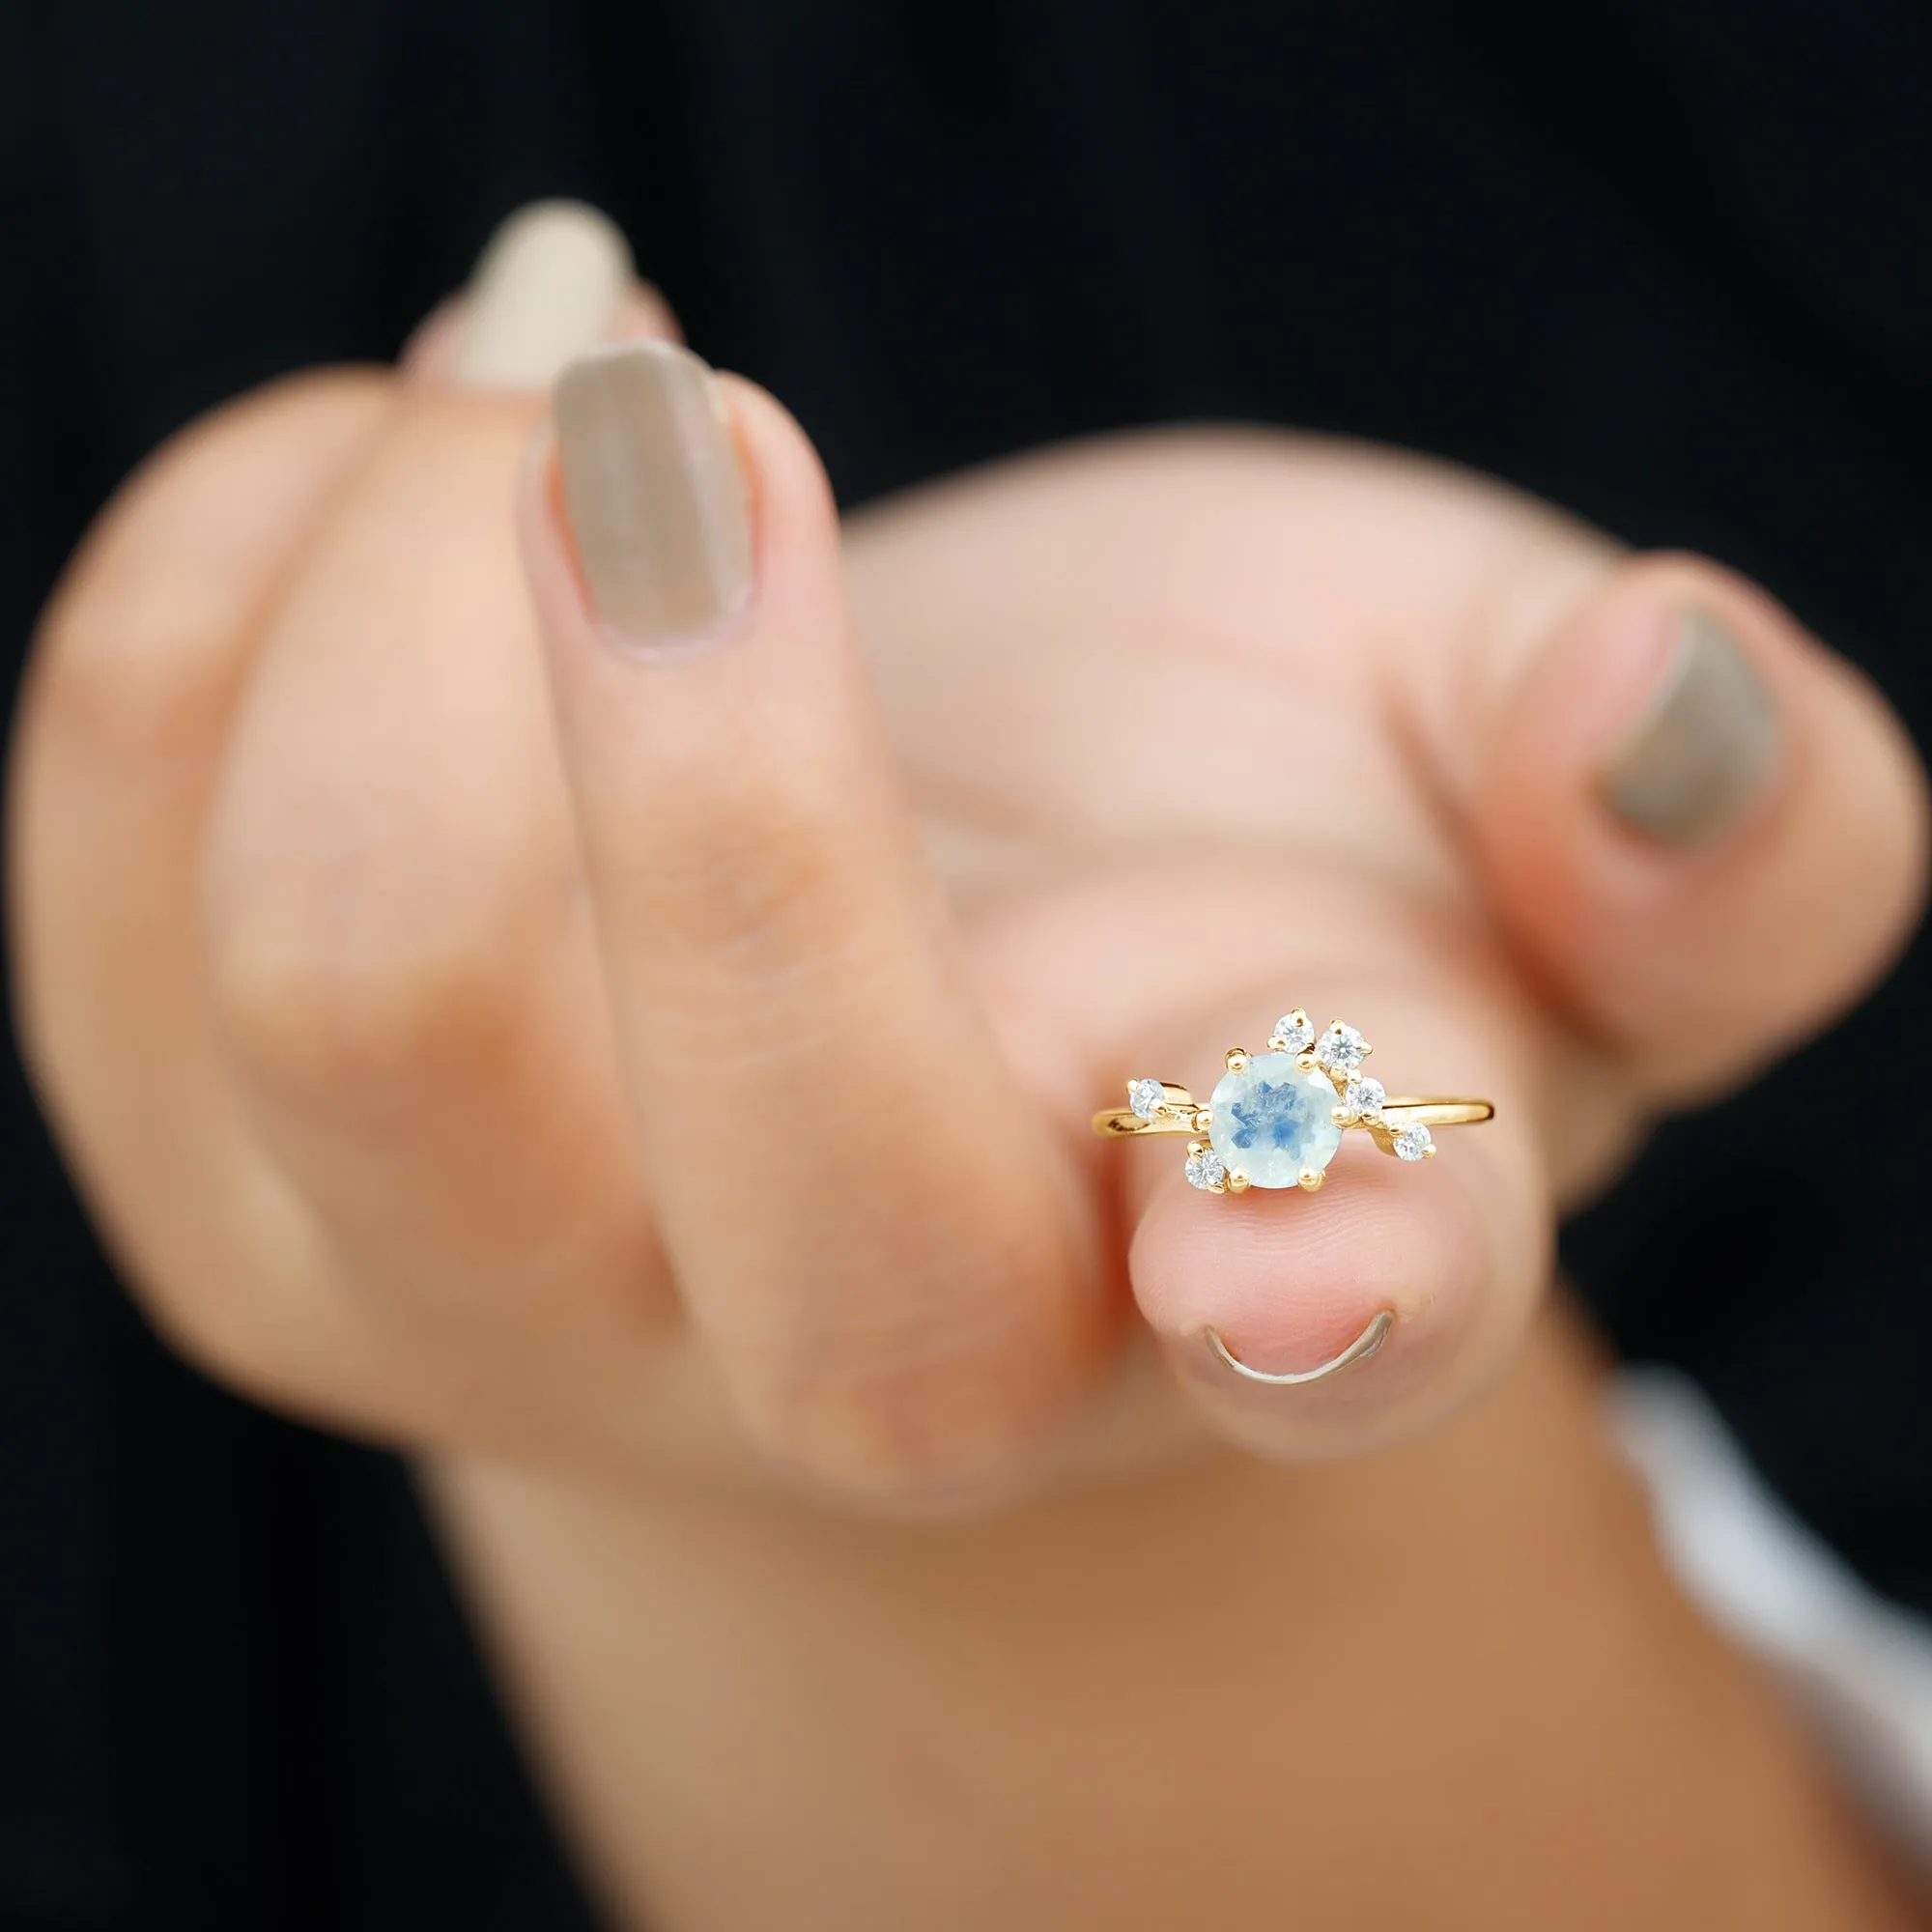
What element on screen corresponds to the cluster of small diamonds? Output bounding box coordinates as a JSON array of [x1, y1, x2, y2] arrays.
[[1130, 1004, 1448, 1193], [1225, 1008, 1438, 1187]]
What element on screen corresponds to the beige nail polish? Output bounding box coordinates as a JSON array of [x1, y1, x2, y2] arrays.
[[1601, 611, 1780, 845], [553, 341, 753, 642], [453, 200, 633, 389]]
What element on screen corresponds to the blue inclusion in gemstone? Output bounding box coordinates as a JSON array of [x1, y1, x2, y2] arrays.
[[1208, 1053, 1344, 1189]]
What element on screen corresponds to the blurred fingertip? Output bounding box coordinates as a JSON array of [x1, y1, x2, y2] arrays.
[[455, 200, 633, 388], [1127, 1149, 1508, 1458], [1479, 554, 1929, 1078], [1598, 608, 1780, 848], [401, 201, 681, 392]]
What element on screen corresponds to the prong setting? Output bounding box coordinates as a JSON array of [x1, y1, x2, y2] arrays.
[[1102, 1004, 1487, 1198], [1266, 1009, 1314, 1054], [1183, 1143, 1230, 1193]]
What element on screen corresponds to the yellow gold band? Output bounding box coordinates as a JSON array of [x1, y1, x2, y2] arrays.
[[1093, 1094, 1494, 1137], [1095, 1007, 1494, 1197]]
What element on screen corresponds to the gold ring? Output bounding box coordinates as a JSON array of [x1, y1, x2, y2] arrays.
[[1092, 1006, 1493, 1196]]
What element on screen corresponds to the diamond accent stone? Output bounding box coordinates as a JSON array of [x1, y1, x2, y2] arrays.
[[1127, 1078, 1167, 1121], [1268, 1010, 1314, 1054], [1208, 1053, 1345, 1189], [1315, 1022, 1370, 1076], [1392, 1122, 1435, 1162], [1184, 1146, 1228, 1191], [1342, 1076, 1386, 1122]]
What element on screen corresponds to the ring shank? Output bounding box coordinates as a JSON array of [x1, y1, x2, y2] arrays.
[[1091, 1095, 1493, 1137], [1092, 1109, 1197, 1137], [1378, 1097, 1494, 1126]]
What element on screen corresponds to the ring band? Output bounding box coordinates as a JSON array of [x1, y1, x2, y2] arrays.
[[1092, 1006, 1493, 1196]]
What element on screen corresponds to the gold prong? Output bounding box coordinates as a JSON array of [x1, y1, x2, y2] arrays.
[[1298, 1167, 1325, 1192], [1227, 1169, 1251, 1194], [1192, 1108, 1212, 1131], [1331, 1105, 1350, 1125], [1225, 1048, 1249, 1071], [1423, 1145, 1436, 1158], [1295, 1052, 1318, 1072]]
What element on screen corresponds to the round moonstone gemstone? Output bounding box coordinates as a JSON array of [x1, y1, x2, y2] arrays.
[[1208, 1053, 1344, 1189]]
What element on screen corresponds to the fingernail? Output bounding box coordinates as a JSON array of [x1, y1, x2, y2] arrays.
[[454, 200, 632, 389], [553, 341, 753, 643], [1600, 611, 1780, 845]]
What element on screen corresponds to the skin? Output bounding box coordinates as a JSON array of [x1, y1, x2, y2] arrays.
[[8, 274, 1929, 1925]]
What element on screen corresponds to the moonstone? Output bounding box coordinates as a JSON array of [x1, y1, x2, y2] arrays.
[[1208, 1053, 1344, 1188]]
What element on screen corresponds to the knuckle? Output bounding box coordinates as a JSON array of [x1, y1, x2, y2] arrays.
[[35, 371, 391, 753], [207, 871, 540, 1118], [139, 1269, 320, 1419], [657, 780, 862, 966]]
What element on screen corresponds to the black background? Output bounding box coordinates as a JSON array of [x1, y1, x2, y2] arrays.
[[6, 3, 1931, 1924]]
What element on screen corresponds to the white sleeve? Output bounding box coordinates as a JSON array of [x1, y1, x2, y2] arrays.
[[1610, 1367, 1932, 1878]]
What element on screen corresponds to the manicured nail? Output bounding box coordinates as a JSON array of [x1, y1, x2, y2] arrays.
[[454, 201, 632, 389], [1600, 611, 1779, 845], [553, 341, 753, 642]]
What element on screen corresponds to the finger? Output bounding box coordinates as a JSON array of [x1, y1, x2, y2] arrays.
[[200, 213, 675, 1392], [857, 438, 1926, 1168], [1458, 553, 1928, 1107], [523, 341, 1113, 1508], [1111, 896, 1548, 1462], [11, 371, 397, 1390], [1130, 556, 1923, 1458], [399, 199, 679, 389]]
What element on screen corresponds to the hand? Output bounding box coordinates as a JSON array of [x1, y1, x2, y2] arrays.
[[11, 207, 1923, 1514], [14, 205, 1930, 1930]]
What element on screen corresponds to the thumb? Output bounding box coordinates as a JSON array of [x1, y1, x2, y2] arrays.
[[519, 342, 1113, 1510], [1463, 553, 1927, 1130]]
